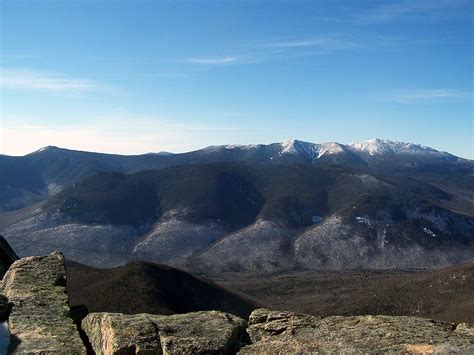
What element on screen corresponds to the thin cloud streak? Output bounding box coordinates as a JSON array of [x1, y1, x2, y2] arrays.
[[185, 37, 361, 67], [387, 89, 470, 104], [347, 0, 472, 24], [186, 56, 240, 65], [265, 37, 359, 50], [0, 68, 97, 91]]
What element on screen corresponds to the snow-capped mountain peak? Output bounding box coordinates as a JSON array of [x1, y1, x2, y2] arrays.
[[200, 138, 455, 163], [277, 138, 449, 161], [280, 139, 320, 160], [349, 138, 440, 156], [317, 142, 345, 158], [281, 138, 303, 154], [30, 146, 61, 155]]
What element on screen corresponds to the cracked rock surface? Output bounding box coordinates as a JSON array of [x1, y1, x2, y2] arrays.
[[1, 252, 85, 354], [240, 308, 474, 353], [82, 310, 247, 354]]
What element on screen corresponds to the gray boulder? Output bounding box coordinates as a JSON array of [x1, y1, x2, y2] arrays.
[[82, 310, 247, 354], [240, 308, 474, 353], [1, 252, 85, 354]]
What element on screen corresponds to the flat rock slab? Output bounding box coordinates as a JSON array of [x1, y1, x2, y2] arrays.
[[83, 310, 247, 354], [1, 252, 85, 354], [240, 308, 474, 353]]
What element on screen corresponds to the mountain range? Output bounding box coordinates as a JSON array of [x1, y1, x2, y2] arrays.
[[0, 138, 472, 274]]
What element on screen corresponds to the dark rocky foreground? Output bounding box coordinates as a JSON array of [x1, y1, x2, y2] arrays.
[[0, 252, 473, 354]]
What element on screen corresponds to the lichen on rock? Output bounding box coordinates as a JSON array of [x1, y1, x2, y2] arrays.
[[240, 308, 474, 353], [1, 252, 85, 354], [83, 310, 247, 355]]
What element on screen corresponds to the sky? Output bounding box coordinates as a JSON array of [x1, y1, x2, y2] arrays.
[[0, 0, 473, 158]]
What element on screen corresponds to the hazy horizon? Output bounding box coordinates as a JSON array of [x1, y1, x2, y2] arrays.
[[1, 0, 472, 158]]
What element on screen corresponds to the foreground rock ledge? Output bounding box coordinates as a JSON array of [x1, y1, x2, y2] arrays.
[[1, 252, 85, 354], [82, 311, 247, 354], [1, 249, 473, 354], [240, 308, 474, 353]]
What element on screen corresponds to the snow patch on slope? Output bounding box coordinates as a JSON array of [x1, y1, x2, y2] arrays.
[[317, 142, 345, 158], [280, 139, 343, 160], [224, 144, 260, 150], [197, 219, 297, 272], [132, 218, 226, 265]]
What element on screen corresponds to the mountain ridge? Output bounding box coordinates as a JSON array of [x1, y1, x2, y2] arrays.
[[19, 137, 463, 160], [1, 137, 469, 212], [2, 161, 473, 273]]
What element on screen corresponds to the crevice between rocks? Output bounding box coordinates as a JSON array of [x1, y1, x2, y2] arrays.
[[69, 304, 95, 355]]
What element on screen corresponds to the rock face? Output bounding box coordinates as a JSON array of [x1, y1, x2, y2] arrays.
[[82, 311, 247, 354], [240, 308, 474, 353], [1, 252, 85, 354]]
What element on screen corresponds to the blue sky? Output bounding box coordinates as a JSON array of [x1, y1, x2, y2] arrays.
[[0, 0, 472, 158]]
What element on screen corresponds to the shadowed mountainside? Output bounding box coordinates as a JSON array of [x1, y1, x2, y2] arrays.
[[2, 161, 473, 273], [65, 260, 260, 319]]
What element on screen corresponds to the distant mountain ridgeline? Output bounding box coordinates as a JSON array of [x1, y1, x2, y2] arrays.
[[0, 139, 472, 273], [1, 139, 471, 213]]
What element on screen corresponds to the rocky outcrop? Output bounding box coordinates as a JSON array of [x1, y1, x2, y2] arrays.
[[83, 308, 474, 354], [1, 252, 85, 354], [82, 311, 247, 354], [240, 308, 474, 353], [1, 247, 473, 355], [0, 248, 248, 354]]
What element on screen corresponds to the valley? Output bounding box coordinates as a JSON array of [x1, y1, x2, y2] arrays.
[[218, 263, 474, 324]]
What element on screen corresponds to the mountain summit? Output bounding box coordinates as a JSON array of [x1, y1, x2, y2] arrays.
[[348, 138, 445, 156], [265, 138, 449, 159]]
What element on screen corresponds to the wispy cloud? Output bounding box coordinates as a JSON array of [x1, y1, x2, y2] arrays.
[[266, 37, 359, 50], [152, 72, 192, 79], [186, 56, 240, 65], [0, 68, 97, 91], [183, 33, 405, 68], [348, 0, 472, 24], [387, 89, 470, 104]]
